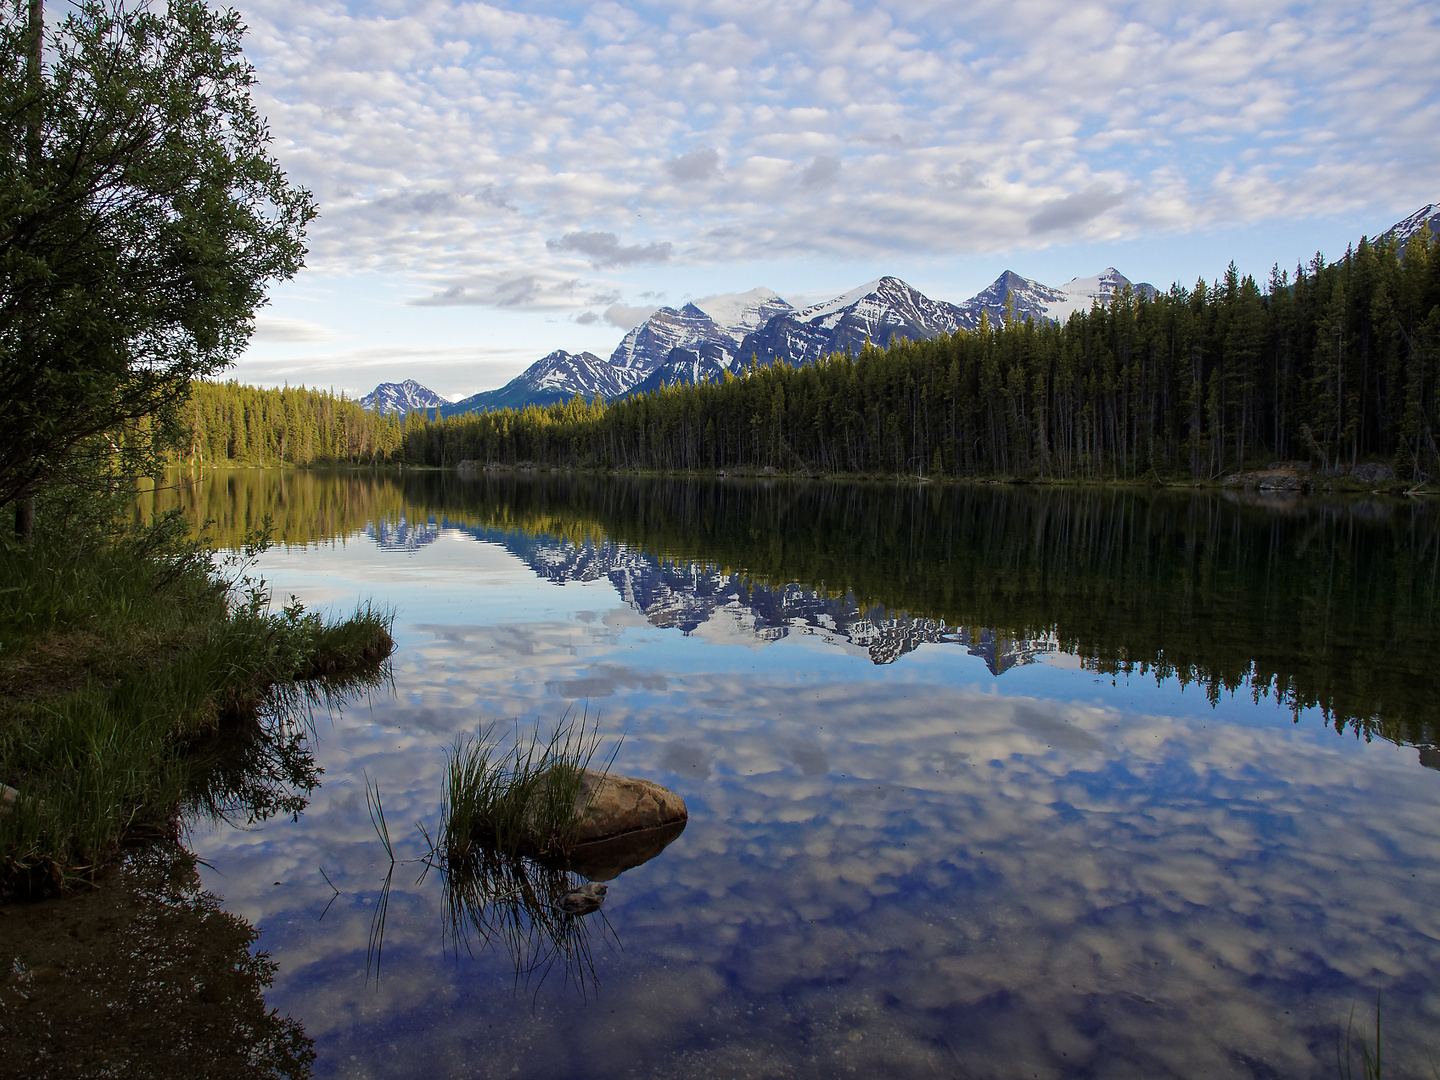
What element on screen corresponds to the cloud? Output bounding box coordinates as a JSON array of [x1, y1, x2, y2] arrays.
[[604, 303, 658, 329], [407, 274, 594, 310], [545, 662, 668, 698], [1028, 185, 1127, 234], [226, 343, 537, 400], [411, 276, 541, 307], [547, 231, 673, 267], [250, 316, 342, 343], [229, 0, 1440, 322], [574, 311, 601, 325], [800, 155, 842, 188], [193, 601, 1440, 1078], [665, 147, 721, 183]]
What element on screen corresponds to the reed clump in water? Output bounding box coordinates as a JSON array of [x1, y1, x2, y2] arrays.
[[421, 717, 619, 993], [439, 714, 614, 863]]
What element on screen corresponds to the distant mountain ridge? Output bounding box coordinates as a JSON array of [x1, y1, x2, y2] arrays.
[[364, 268, 1159, 418], [441, 350, 616, 416], [363, 200, 1434, 417], [360, 379, 449, 415]]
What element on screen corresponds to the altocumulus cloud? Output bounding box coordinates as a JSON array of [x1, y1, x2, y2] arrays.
[[1028, 185, 1128, 235], [665, 147, 721, 184], [235, 0, 1440, 307], [547, 231, 673, 267]]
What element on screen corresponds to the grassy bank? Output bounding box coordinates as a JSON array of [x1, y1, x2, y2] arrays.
[[0, 495, 393, 900]]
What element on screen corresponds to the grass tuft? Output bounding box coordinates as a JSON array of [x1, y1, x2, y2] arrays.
[[417, 714, 621, 993]]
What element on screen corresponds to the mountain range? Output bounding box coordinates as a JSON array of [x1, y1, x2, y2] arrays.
[[368, 202, 1436, 418], [421, 267, 1155, 418]]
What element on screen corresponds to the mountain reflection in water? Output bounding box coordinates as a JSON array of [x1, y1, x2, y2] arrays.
[[142, 468, 1440, 747]]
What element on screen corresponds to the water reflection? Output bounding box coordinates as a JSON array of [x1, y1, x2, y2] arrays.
[[0, 841, 314, 1080], [140, 468, 1440, 746], [130, 467, 1440, 1078], [435, 849, 617, 995]]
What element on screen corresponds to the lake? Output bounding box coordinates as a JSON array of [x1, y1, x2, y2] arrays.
[[17, 469, 1440, 1078]]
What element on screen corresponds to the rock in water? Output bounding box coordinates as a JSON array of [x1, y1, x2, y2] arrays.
[[557, 881, 608, 916], [573, 770, 687, 843]]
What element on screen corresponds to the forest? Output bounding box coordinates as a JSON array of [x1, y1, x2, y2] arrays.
[[176, 379, 407, 467], [179, 227, 1440, 482]]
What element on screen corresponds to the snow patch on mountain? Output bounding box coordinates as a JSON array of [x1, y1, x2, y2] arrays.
[[694, 287, 792, 341], [1383, 203, 1439, 246], [793, 280, 885, 325], [607, 289, 794, 379], [1042, 269, 1160, 322]]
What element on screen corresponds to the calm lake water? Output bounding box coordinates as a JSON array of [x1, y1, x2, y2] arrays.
[[21, 470, 1440, 1078]]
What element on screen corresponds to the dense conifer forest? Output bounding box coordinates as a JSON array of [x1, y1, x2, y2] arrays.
[[181, 229, 1440, 481], [177, 380, 406, 466]]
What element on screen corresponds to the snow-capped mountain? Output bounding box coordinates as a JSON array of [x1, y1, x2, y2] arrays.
[[1383, 203, 1439, 246], [438, 270, 1158, 414], [440, 350, 615, 415], [735, 276, 971, 367], [360, 379, 449, 415], [960, 268, 1158, 328], [609, 288, 792, 374], [447, 290, 795, 410]]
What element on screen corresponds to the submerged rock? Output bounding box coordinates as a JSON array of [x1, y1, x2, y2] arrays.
[[573, 769, 687, 844], [557, 881, 607, 915]]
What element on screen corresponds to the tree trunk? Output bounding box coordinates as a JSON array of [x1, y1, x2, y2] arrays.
[[15, 497, 34, 541], [15, 1, 41, 541]]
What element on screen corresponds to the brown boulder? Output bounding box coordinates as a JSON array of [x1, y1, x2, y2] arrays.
[[573, 769, 687, 844]]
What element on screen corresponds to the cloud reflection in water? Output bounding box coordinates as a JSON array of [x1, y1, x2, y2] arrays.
[[177, 524, 1440, 1079]]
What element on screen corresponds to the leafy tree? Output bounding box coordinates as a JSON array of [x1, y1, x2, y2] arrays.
[[0, 0, 315, 533]]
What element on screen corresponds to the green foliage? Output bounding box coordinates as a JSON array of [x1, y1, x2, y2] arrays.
[[174, 380, 407, 467], [0, 507, 394, 899], [1339, 993, 1384, 1080], [426, 714, 616, 992], [0, 0, 315, 509]]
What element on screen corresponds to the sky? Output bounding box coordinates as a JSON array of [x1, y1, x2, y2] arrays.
[[226, 0, 1440, 401]]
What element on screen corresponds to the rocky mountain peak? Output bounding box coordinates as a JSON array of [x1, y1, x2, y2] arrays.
[[360, 379, 449, 415]]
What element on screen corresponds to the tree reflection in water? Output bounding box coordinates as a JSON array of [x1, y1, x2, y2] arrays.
[[0, 840, 314, 1079], [0, 651, 390, 1078]]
